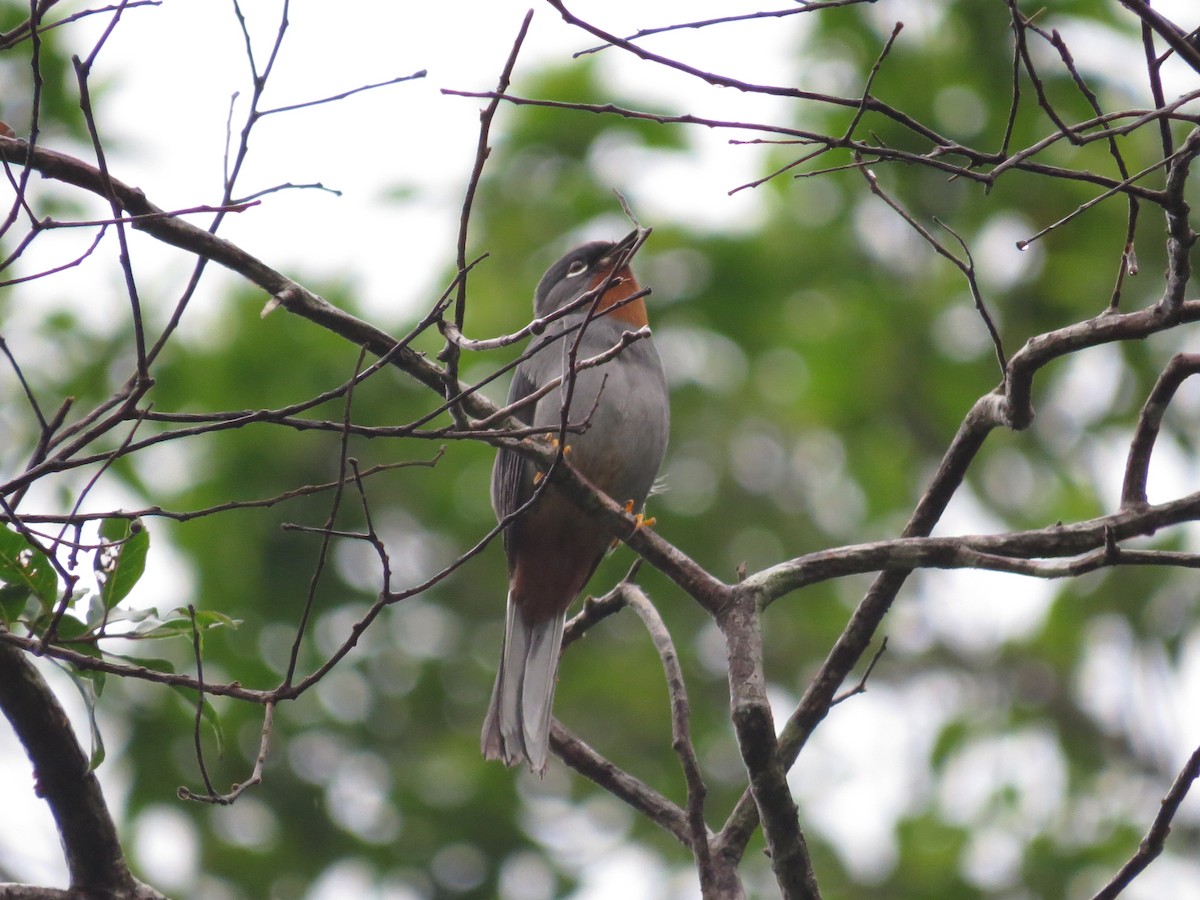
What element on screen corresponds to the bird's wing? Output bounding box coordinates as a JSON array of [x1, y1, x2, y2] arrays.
[[491, 356, 542, 536]]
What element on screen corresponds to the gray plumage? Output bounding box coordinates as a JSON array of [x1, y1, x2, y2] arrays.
[[483, 238, 669, 773]]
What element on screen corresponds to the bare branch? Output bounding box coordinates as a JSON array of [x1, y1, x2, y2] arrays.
[[442, 88, 1186, 201], [1122, 353, 1200, 508], [625, 584, 714, 886], [0, 642, 166, 899], [1093, 746, 1200, 899], [0, 136, 494, 418], [441, 10, 534, 426], [550, 720, 693, 846], [258, 70, 426, 117], [830, 637, 888, 707], [183, 603, 218, 799], [0, 2, 160, 53], [178, 703, 275, 805], [574, 1, 874, 57], [284, 350, 368, 688], [546, 0, 953, 148], [857, 158, 1007, 373], [1118, 1, 1200, 76], [720, 592, 820, 898]]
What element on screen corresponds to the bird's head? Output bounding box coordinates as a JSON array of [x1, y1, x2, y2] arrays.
[[532, 230, 646, 326]]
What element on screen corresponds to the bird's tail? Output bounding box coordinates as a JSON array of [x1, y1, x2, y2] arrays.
[[481, 592, 565, 775]]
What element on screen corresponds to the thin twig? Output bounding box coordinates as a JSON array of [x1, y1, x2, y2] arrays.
[[258, 71, 426, 118], [858, 159, 1006, 373], [625, 584, 714, 883], [1122, 353, 1200, 508], [179, 702, 275, 805], [1092, 745, 1200, 899], [550, 720, 693, 846], [185, 603, 218, 799], [841, 22, 903, 141], [442, 10, 534, 426], [573, 1, 874, 57], [830, 637, 888, 706], [282, 348, 367, 688]]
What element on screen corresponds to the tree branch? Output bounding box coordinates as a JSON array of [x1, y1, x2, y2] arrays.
[[0, 136, 479, 416], [720, 590, 820, 898], [550, 720, 692, 845], [624, 584, 718, 892], [1093, 745, 1200, 899], [0, 642, 165, 899]]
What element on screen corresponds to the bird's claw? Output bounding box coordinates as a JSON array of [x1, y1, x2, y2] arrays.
[[623, 501, 655, 529], [533, 439, 573, 487], [611, 501, 655, 549]]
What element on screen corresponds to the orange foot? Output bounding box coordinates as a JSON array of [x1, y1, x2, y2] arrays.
[[623, 500, 656, 529], [612, 502, 656, 549]]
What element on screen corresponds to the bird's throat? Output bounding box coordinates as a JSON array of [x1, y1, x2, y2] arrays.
[[591, 266, 648, 327]]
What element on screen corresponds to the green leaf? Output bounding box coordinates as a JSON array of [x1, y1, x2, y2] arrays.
[[131, 616, 193, 640], [189, 609, 241, 630], [75, 656, 106, 702], [171, 686, 226, 757], [85, 596, 156, 632], [52, 655, 107, 770], [54, 614, 90, 640], [54, 617, 105, 697], [84, 591, 105, 630], [198, 697, 225, 757], [0, 583, 32, 625], [104, 606, 158, 625], [0, 527, 58, 610], [95, 518, 150, 610], [131, 608, 241, 641]]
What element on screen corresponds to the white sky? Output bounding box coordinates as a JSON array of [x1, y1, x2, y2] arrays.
[[44, 1, 796, 326]]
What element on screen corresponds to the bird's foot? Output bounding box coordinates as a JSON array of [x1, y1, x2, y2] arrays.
[[611, 502, 656, 549], [533, 439, 572, 487], [623, 499, 655, 529]]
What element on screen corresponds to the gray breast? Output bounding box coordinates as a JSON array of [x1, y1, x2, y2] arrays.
[[531, 319, 669, 507]]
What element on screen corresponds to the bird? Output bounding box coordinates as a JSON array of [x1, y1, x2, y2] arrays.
[[482, 231, 670, 774]]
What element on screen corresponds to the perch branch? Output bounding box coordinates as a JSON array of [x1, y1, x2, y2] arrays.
[[0, 642, 165, 898]]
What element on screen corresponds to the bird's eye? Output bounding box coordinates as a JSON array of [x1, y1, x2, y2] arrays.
[[566, 259, 587, 277]]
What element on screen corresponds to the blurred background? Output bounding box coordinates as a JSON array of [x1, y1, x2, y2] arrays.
[[1, 1, 1199, 897]]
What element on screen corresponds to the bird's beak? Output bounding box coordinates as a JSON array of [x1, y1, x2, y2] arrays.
[[605, 228, 645, 269], [613, 228, 642, 257]]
